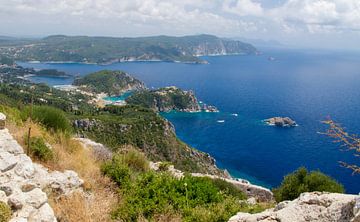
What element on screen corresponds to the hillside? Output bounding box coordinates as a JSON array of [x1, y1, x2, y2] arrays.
[[73, 70, 146, 96], [126, 86, 201, 112], [0, 34, 257, 64]]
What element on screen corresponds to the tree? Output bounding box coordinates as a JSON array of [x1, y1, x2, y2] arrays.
[[322, 120, 360, 174], [272, 167, 344, 202]]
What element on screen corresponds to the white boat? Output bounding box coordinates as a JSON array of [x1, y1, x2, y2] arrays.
[[231, 113, 238, 117], [217, 120, 225, 123]]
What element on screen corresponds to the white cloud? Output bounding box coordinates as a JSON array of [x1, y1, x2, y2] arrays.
[[222, 0, 264, 16], [0, 0, 359, 49]]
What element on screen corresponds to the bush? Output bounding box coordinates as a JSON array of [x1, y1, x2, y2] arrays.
[[112, 172, 248, 221], [27, 137, 54, 161], [27, 106, 71, 132], [273, 167, 344, 202], [0, 201, 11, 222], [101, 159, 131, 187], [120, 149, 149, 172], [212, 178, 247, 199]]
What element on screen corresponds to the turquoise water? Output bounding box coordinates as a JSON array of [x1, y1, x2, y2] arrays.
[[19, 47, 360, 193], [103, 91, 133, 102]]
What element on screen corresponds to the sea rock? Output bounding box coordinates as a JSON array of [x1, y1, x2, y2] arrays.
[[264, 117, 297, 127], [229, 192, 360, 222]]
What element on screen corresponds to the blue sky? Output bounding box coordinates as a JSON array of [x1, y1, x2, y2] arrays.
[[0, 0, 359, 49]]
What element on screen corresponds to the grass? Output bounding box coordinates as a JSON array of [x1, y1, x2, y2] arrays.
[[6, 119, 118, 222]]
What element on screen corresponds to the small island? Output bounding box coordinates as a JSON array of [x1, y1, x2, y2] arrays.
[[264, 117, 297, 127]]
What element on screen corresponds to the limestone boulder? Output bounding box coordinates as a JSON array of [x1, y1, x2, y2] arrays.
[[229, 192, 360, 222]]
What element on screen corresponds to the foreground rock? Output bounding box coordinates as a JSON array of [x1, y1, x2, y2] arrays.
[[0, 114, 84, 221], [150, 162, 273, 202], [264, 117, 297, 127], [229, 192, 360, 222]]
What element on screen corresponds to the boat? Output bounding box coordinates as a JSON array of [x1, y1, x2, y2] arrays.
[[231, 113, 238, 117], [217, 120, 225, 123]]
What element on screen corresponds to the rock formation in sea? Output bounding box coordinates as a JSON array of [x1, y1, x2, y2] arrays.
[[264, 117, 297, 127]]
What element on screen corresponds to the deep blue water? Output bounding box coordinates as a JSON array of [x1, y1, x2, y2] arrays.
[[18, 47, 360, 193]]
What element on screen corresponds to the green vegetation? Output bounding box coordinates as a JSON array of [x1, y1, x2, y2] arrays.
[[73, 105, 220, 175], [0, 34, 256, 64], [273, 167, 344, 202], [101, 150, 265, 222], [29, 106, 71, 132], [0, 201, 11, 222], [26, 136, 54, 161], [73, 70, 144, 95], [126, 87, 200, 112], [0, 83, 94, 112]]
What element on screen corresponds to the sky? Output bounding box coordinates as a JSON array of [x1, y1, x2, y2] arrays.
[[0, 0, 359, 49]]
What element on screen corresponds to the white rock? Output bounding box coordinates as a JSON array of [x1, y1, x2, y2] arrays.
[[246, 197, 257, 205], [229, 192, 360, 222], [0, 151, 18, 172], [14, 154, 35, 179], [0, 190, 7, 202], [8, 192, 25, 210], [25, 188, 48, 209], [28, 203, 57, 222], [0, 112, 6, 129]]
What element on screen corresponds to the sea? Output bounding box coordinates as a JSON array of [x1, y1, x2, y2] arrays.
[[18, 47, 360, 193]]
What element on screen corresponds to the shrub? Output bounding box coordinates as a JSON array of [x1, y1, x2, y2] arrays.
[[212, 178, 246, 199], [121, 149, 149, 172], [27, 137, 54, 161], [158, 162, 171, 171], [0, 201, 11, 222], [112, 172, 248, 221], [273, 167, 344, 202], [26, 106, 71, 132], [101, 159, 131, 188]]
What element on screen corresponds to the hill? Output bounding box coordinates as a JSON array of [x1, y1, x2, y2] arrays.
[[0, 34, 257, 64], [73, 70, 145, 96], [126, 86, 201, 112]]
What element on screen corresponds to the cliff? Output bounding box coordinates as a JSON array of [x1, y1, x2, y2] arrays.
[[72, 105, 224, 176], [126, 86, 202, 112]]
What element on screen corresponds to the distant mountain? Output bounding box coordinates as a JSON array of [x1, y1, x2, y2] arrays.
[[0, 34, 257, 64]]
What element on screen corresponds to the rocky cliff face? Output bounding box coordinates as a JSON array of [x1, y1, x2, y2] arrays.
[[0, 114, 84, 222], [229, 192, 360, 222]]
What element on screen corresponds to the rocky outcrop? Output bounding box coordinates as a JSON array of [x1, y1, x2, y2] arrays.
[[150, 161, 273, 202], [264, 117, 297, 127], [229, 192, 360, 222], [0, 113, 5, 129], [0, 113, 83, 222], [75, 137, 112, 161]]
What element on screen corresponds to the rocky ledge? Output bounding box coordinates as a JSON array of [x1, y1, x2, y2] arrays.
[[264, 117, 297, 127], [229, 192, 360, 222], [150, 161, 274, 202], [0, 114, 84, 222]]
